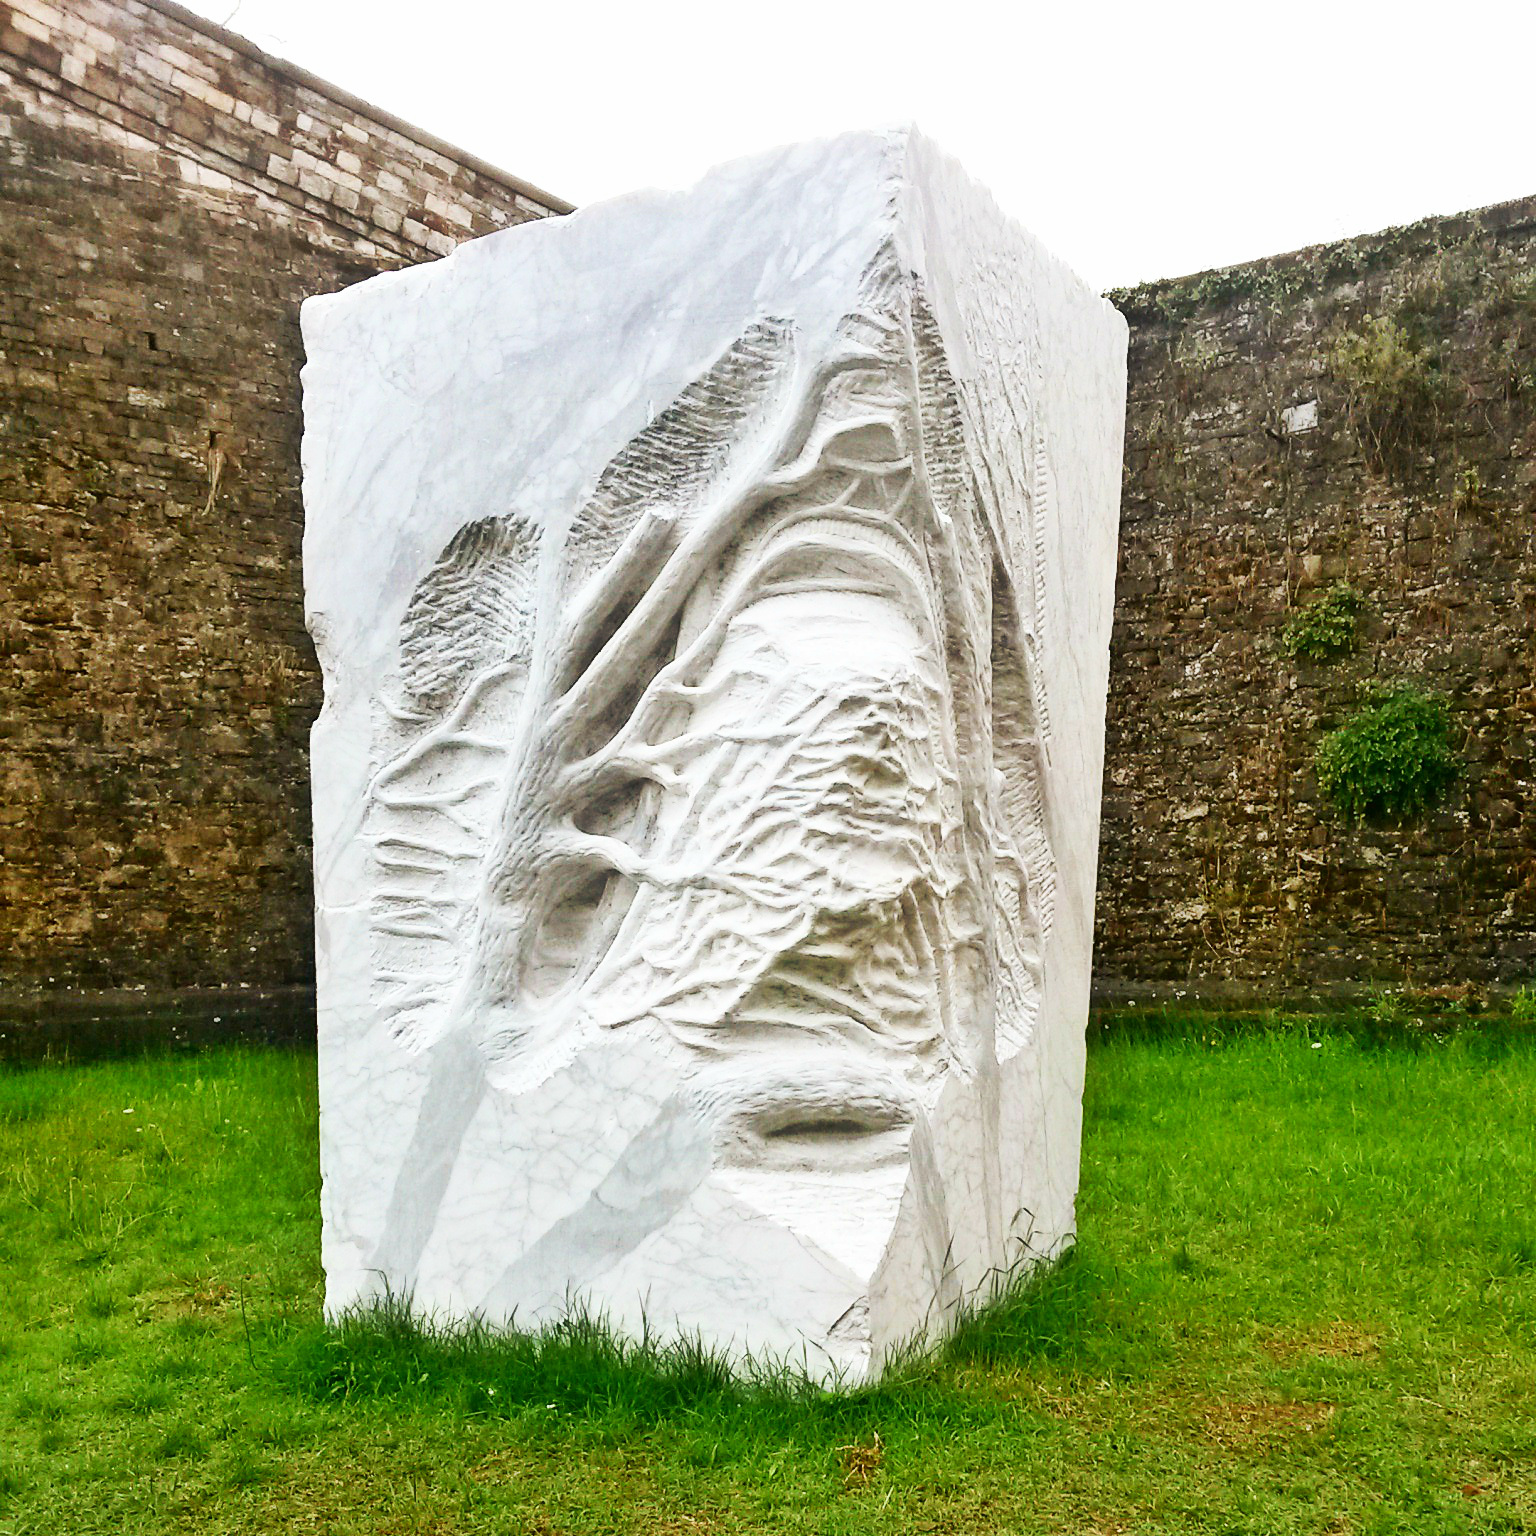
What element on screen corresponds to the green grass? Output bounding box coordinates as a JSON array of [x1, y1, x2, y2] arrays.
[[1, 1031, 1533, 1534]]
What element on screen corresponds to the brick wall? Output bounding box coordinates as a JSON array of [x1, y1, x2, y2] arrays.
[[0, 0, 565, 1003], [1097, 200, 1536, 1000]]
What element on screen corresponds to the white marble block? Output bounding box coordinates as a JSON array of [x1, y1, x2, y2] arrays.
[[301, 129, 1126, 1384]]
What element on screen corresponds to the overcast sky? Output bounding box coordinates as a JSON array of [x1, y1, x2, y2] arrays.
[[179, 0, 1534, 291]]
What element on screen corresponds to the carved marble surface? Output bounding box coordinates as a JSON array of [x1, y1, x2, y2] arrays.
[[301, 129, 1127, 1383]]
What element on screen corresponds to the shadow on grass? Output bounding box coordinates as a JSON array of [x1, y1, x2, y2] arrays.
[[270, 1246, 1135, 1438]]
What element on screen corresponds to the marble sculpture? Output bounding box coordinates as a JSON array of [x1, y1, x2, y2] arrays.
[[301, 129, 1127, 1383]]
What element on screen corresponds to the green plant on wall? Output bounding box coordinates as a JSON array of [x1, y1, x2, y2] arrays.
[[1330, 315, 1446, 473], [1108, 260, 1309, 326], [1315, 685, 1458, 824], [1365, 986, 1410, 1028], [1451, 466, 1484, 514], [1498, 336, 1535, 399], [1282, 582, 1363, 661]]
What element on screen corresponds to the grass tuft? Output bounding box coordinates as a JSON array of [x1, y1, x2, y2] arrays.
[[155, 1420, 208, 1461], [945, 1247, 1102, 1367], [0, 1458, 25, 1503], [286, 1293, 757, 1421]]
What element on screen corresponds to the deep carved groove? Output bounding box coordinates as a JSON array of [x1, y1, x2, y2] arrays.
[[362, 258, 1048, 1086]]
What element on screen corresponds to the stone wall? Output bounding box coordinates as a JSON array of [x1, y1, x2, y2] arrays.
[[3, 0, 1532, 1012], [0, 0, 566, 1003], [1096, 199, 1536, 1000]]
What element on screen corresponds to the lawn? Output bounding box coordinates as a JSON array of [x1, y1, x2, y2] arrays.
[[0, 1025, 1532, 1534]]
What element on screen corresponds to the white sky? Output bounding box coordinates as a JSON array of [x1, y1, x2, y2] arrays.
[[180, 0, 1535, 291]]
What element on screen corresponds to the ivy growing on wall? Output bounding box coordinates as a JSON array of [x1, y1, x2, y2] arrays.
[[1329, 315, 1446, 474], [1282, 583, 1363, 661], [1315, 685, 1458, 824]]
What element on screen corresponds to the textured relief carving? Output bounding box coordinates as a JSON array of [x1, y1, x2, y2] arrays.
[[303, 130, 1127, 1382]]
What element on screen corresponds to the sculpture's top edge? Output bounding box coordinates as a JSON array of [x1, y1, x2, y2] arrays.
[[299, 128, 908, 335], [300, 126, 1121, 338]]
